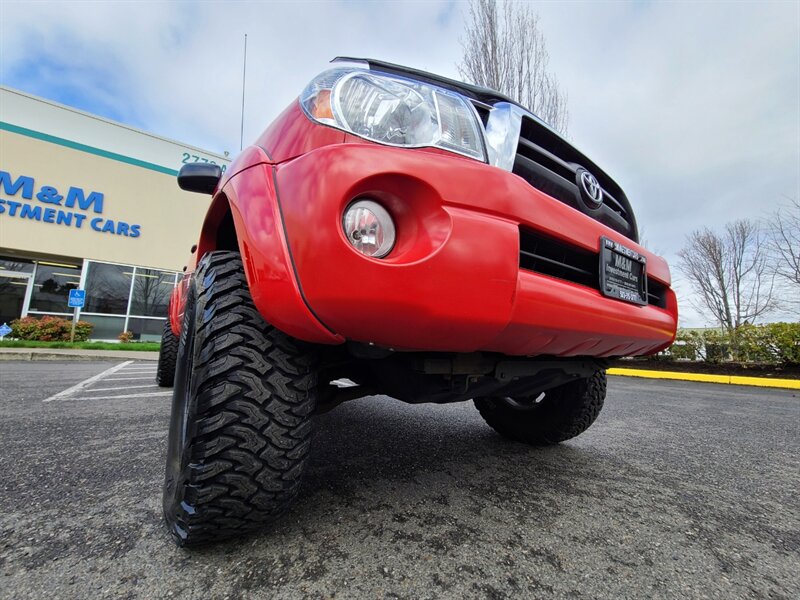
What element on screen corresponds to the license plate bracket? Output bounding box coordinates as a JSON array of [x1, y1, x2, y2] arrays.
[[599, 237, 647, 305]]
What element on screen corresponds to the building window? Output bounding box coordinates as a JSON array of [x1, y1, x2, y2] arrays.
[[127, 317, 165, 342], [0, 256, 35, 324], [81, 315, 127, 340], [0, 257, 35, 274], [130, 269, 174, 317], [78, 260, 178, 340], [83, 262, 132, 314], [27, 261, 82, 314]]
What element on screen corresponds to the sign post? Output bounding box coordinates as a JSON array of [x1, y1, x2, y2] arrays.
[[67, 289, 86, 343]]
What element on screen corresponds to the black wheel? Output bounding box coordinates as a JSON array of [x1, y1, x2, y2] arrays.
[[474, 369, 607, 446], [163, 250, 319, 546], [155, 319, 178, 387]]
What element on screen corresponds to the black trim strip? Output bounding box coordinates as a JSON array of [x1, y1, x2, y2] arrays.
[[270, 167, 339, 337], [260, 145, 275, 162], [519, 250, 594, 278], [517, 137, 576, 180], [599, 190, 627, 216]]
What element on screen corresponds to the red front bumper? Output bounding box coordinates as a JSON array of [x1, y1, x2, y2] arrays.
[[227, 143, 677, 357]]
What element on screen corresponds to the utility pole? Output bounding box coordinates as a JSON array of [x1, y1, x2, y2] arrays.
[[240, 33, 248, 151]]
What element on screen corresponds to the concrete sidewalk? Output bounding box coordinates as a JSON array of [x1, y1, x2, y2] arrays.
[[0, 347, 159, 361]]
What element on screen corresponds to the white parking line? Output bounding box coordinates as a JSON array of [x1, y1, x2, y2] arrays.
[[43, 361, 133, 402], [79, 391, 172, 401], [85, 384, 160, 393], [331, 378, 358, 388], [103, 376, 157, 381]]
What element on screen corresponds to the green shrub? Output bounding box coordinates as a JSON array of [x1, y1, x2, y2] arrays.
[[74, 320, 93, 342], [669, 330, 702, 360], [731, 323, 774, 363], [10, 316, 93, 342], [665, 323, 800, 366], [765, 322, 800, 366], [701, 329, 731, 363]]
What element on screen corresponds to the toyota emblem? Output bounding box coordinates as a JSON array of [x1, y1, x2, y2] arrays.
[[580, 170, 603, 207]]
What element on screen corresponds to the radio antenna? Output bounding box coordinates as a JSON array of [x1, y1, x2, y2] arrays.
[[239, 33, 248, 151]]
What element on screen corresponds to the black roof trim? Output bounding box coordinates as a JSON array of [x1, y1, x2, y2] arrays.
[[332, 56, 528, 112]]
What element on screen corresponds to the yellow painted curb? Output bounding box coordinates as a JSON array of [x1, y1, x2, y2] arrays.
[[608, 368, 800, 390]]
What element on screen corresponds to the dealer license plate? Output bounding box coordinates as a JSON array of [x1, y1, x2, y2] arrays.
[[599, 237, 647, 305]]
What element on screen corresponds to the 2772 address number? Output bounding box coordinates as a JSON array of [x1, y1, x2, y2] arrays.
[[181, 153, 227, 174]]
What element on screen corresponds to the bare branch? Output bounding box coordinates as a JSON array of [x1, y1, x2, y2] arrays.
[[678, 219, 776, 330], [764, 197, 800, 315], [767, 197, 800, 284], [458, 0, 569, 134]]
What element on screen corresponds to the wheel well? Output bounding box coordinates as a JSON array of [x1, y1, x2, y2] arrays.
[[216, 210, 238, 251], [198, 193, 239, 256]]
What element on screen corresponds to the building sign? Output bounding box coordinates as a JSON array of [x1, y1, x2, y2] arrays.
[[0, 170, 142, 238]]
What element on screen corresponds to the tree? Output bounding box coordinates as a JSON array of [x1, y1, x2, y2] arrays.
[[132, 271, 172, 315], [766, 198, 800, 311], [678, 220, 775, 331], [458, 0, 569, 134]]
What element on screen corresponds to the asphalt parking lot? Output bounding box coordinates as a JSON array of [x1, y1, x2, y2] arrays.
[[0, 360, 798, 599]]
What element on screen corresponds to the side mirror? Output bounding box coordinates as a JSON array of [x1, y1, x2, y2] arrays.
[[177, 163, 222, 194]]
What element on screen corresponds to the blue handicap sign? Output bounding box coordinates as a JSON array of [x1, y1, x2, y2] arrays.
[[68, 289, 86, 308], [0, 323, 12, 338]]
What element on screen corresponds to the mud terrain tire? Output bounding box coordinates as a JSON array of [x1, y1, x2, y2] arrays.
[[163, 250, 318, 546], [155, 320, 178, 387], [474, 369, 607, 446]]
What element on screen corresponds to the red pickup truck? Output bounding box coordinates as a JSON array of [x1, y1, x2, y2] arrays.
[[158, 58, 678, 546]]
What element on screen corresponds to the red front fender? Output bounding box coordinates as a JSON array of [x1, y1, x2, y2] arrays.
[[221, 160, 344, 345]]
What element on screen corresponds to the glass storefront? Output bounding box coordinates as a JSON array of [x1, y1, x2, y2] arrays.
[[127, 317, 165, 342], [83, 262, 132, 314], [28, 261, 82, 314], [80, 315, 127, 340], [130, 268, 173, 317], [0, 276, 29, 325], [79, 260, 178, 340], [0, 258, 34, 325], [0, 255, 178, 340]]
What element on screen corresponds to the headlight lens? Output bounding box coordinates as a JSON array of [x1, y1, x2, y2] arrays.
[[301, 69, 486, 161], [342, 199, 396, 258]]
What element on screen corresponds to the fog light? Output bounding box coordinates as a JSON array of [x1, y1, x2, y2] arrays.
[[342, 200, 396, 258]]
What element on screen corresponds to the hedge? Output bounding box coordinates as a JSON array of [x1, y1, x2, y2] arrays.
[[666, 323, 800, 366], [9, 316, 94, 342]]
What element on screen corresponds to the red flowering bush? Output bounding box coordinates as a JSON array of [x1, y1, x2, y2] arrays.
[[9, 316, 93, 342]]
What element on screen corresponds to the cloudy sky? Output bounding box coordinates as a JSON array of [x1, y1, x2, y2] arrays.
[[1, 0, 798, 326]]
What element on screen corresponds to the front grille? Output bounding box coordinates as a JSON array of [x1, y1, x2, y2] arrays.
[[519, 228, 667, 308], [646, 278, 668, 309], [520, 228, 597, 288], [512, 117, 638, 242]]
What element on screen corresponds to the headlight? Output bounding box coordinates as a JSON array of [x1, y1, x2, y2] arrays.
[[342, 199, 396, 258], [301, 69, 486, 162]]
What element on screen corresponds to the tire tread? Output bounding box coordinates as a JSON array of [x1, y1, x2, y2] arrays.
[[164, 251, 317, 546], [474, 370, 606, 446], [155, 320, 178, 387]]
